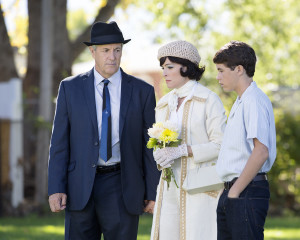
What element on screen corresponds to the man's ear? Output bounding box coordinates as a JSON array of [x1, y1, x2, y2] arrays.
[[89, 46, 94, 53], [89, 46, 96, 59]]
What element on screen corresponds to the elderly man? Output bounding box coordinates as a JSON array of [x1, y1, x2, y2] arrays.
[[48, 21, 160, 240]]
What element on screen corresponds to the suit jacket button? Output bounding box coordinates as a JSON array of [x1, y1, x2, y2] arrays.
[[94, 141, 99, 146], [92, 164, 96, 168]]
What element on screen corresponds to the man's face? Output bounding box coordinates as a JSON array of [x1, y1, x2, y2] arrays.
[[90, 43, 122, 78], [215, 63, 238, 92]]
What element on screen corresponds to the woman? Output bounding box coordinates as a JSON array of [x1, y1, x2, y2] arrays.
[[150, 40, 227, 240]]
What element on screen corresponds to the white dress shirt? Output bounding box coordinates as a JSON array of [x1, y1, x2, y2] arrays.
[[216, 81, 276, 181], [94, 68, 121, 166]]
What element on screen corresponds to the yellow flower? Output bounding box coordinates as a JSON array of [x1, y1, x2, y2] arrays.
[[147, 138, 157, 149], [159, 129, 179, 143], [147, 121, 181, 189]]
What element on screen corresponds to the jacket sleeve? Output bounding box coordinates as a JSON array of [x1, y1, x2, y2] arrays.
[[191, 92, 227, 164], [48, 81, 70, 196], [142, 86, 161, 200]]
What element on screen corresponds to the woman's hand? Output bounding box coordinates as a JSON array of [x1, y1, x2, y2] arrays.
[[153, 144, 188, 168]]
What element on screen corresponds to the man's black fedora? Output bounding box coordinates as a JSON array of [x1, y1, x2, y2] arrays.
[[83, 21, 131, 46]]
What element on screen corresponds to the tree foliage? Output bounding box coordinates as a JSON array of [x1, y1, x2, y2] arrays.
[[140, 0, 300, 88], [220, 0, 300, 88], [0, 3, 18, 82], [135, 0, 208, 43], [270, 111, 300, 212]]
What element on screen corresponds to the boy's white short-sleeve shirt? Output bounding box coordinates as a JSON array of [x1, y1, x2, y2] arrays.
[[217, 81, 276, 182]]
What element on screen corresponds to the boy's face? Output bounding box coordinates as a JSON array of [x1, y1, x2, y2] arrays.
[[215, 63, 238, 92]]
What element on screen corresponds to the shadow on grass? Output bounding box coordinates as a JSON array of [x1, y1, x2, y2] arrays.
[[265, 217, 300, 228], [0, 214, 65, 240]]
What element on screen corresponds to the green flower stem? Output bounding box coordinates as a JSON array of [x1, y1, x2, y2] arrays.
[[170, 168, 179, 188], [163, 167, 178, 189]]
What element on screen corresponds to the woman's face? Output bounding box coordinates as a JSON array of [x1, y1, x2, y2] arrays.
[[161, 58, 189, 89]]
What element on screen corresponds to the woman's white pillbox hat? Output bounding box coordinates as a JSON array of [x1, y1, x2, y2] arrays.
[[157, 40, 201, 65]]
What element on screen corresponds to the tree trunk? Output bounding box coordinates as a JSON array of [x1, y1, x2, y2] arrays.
[[52, 0, 71, 94], [0, 4, 18, 82], [23, 0, 42, 202], [35, 0, 54, 206], [24, 0, 42, 98]]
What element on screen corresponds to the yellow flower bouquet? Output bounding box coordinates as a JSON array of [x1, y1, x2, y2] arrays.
[[147, 121, 181, 189]]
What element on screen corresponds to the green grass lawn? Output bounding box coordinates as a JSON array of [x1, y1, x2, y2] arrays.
[[265, 217, 300, 240], [0, 214, 299, 240]]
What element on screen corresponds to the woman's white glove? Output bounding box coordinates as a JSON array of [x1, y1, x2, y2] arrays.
[[153, 144, 188, 168]]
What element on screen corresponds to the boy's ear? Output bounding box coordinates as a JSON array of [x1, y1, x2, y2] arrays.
[[236, 65, 245, 75]]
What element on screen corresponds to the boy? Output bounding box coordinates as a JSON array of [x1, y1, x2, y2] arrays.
[[213, 41, 276, 240]]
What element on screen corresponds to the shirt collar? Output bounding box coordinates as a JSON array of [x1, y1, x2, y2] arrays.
[[238, 81, 257, 102], [93, 67, 121, 87]]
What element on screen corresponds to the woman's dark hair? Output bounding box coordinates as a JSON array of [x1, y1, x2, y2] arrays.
[[213, 40, 256, 77], [160, 56, 205, 81]]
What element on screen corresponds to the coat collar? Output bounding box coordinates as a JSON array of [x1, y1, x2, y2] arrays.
[[119, 68, 132, 139], [156, 81, 210, 110]]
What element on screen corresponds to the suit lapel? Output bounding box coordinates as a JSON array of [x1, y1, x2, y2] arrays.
[[119, 69, 132, 139], [83, 69, 98, 134]]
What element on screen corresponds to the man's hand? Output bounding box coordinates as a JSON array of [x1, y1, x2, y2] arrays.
[[49, 193, 67, 212], [143, 200, 155, 214]]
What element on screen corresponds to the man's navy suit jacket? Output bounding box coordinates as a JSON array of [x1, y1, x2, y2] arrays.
[[48, 68, 160, 215]]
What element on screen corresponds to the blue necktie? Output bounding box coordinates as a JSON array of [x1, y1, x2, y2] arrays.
[[100, 79, 112, 161]]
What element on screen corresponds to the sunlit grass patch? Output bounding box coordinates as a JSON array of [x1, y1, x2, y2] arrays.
[[36, 225, 64, 234], [264, 217, 300, 240], [265, 229, 300, 239]]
